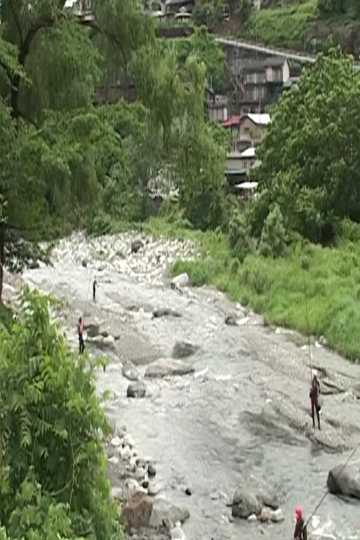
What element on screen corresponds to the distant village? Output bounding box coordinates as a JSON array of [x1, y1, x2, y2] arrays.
[[70, 0, 303, 201]]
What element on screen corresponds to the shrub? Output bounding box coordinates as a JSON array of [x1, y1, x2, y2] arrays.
[[0, 290, 121, 540], [258, 204, 287, 258]]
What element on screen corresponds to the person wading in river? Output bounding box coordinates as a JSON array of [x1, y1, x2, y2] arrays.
[[310, 371, 321, 430], [294, 505, 307, 540], [77, 316, 85, 354]]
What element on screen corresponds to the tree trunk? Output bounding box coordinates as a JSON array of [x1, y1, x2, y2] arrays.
[[0, 223, 5, 304]]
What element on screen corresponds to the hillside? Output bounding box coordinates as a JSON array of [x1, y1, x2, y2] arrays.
[[216, 0, 360, 56]]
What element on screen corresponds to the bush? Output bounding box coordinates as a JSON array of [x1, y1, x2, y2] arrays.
[[258, 204, 287, 257], [229, 209, 255, 261], [0, 290, 121, 540]]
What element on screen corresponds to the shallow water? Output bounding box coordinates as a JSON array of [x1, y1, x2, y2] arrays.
[[22, 240, 360, 540]]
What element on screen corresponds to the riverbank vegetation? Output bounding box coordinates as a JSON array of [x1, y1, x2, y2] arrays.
[[143, 48, 360, 362], [0, 290, 120, 539]]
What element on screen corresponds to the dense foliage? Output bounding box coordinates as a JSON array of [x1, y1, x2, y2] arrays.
[[0, 290, 120, 539], [0, 1, 227, 300], [251, 50, 360, 244]]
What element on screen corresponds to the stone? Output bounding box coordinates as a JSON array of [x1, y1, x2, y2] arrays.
[[171, 273, 190, 289], [82, 259, 88, 268], [127, 382, 146, 399], [327, 464, 360, 498], [225, 314, 238, 326], [153, 308, 182, 319], [148, 464, 157, 478], [232, 489, 261, 519], [257, 488, 280, 510], [145, 359, 194, 379], [149, 498, 190, 529], [111, 436, 122, 448], [259, 507, 272, 523], [125, 479, 141, 498], [86, 323, 101, 338], [29, 260, 40, 270], [185, 488, 192, 496], [271, 509, 285, 523], [172, 341, 199, 359], [170, 522, 186, 540], [131, 240, 144, 254], [148, 481, 163, 496], [122, 363, 141, 382], [248, 514, 257, 522], [123, 492, 153, 529], [108, 456, 119, 465]]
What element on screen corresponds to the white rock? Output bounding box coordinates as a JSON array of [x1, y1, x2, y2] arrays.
[[248, 514, 257, 522], [271, 509, 285, 523], [108, 456, 119, 465], [110, 436, 122, 447]]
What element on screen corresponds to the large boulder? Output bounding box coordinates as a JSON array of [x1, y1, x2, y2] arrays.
[[172, 341, 199, 359], [327, 464, 360, 498], [149, 498, 190, 529], [123, 491, 153, 529], [145, 358, 194, 379], [232, 489, 261, 519], [85, 323, 101, 338], [127, 382, 147, 399]]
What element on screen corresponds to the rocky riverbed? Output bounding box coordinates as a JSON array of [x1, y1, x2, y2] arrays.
[[7, 231, 360, 540]]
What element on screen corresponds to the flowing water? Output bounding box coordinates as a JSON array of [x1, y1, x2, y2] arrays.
[[19, 234, 360, 540]]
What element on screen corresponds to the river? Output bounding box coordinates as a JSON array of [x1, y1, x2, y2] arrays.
[[19, 232, 360, 540]]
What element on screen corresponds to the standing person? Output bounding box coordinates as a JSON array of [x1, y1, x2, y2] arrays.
[[77, 316, 85, 354], [310, 371, 321, 430], [92, 279, 97, 303], [294, 505, 307, 540]]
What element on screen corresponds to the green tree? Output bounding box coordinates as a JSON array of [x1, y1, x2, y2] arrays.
[[254, 49, 360, 243], [258, 203, 287, 257], [0, 290, 120, 539]]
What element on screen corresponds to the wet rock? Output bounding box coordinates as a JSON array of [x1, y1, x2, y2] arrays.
[[172, 341, 199, 359], [131, 240, 144, 254], [149, 498, 190, 529], [148, 464, 157, 478], [327, 464, 360, 498], [85, 323, 101, 338], [153, 308, 181, 319], [123, 492, 153, 529], [170, 273, 190, 289], [127, 382, 146, 399], [122, 362, 141, 382], [185, 487, 192, 496], [145, 359, 194, 379], [232, 489, 261, 519]]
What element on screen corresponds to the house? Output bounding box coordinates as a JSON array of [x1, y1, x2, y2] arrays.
[[207, 93, 229, 123], [227, 55, 290, 114], [223, 113, 270, 152], [238, 113, 270, 151], [165, 0, 194, 16]]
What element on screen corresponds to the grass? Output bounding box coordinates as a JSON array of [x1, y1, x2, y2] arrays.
[[244, 0, 318, 50], [0, 303, 12, 329], [144, 217, 360, 362]]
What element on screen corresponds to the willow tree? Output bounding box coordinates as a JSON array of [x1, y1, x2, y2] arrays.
[[0, 0, 155, 302]]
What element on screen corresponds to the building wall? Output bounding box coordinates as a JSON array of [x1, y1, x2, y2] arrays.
[[239, 118, 266, 147]]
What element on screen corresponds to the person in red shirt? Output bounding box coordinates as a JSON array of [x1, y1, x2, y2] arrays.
[[77, 317, 85, 354]]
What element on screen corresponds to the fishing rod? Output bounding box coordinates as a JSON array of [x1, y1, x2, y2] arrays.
[[304, 445, 359, 529]]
